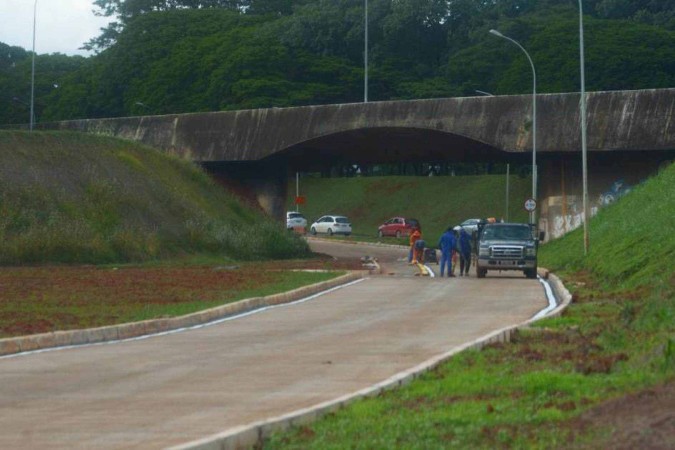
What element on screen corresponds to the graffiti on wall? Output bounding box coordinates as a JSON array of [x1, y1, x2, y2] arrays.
[[545, 178, 635, 239], [599, 179, 632, 205]]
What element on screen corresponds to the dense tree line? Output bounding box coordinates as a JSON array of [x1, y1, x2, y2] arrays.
[[1, 0, 674, 125]]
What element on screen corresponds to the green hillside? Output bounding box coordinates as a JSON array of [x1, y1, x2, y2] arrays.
[[287, 175, 532, 241], [0, 131, 307, 264]]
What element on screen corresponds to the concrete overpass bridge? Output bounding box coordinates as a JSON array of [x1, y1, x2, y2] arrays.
[[42, 88, 675, 239]]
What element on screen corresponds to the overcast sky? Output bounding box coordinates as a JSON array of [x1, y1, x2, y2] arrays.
[[0, 0, 111, 56]]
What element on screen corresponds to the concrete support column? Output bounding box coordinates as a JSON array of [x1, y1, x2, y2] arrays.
[[538, 151, 673, 241], [202, 160, 288, 222]]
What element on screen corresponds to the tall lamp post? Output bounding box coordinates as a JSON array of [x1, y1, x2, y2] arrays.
[[30, 0, 38, 131], [578, 0, 590, 254], [489, 29, 537, 224], [364, 0, 369, 103]]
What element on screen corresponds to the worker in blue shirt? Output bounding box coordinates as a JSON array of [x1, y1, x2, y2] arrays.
[[458, 227, 472, 276], [437, 227, 457, 277]]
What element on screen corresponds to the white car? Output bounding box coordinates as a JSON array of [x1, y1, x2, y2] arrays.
[[286, 211, 307, 230], [309, 215, 352, 236], [460, 218, 482, 234]]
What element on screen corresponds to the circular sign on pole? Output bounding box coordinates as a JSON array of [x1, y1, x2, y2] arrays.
[[524, 198, 537, 212]]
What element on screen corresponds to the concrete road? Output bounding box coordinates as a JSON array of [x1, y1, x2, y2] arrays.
[[0, 241, 547, 449]]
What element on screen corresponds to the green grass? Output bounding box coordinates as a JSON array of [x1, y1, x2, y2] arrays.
[[288, 175, 531, 242], [267, 163, 675, 449], [0, 131, 308, 264]]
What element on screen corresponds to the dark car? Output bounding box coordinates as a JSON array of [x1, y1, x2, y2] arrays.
[[377, 217, 420, 238], [476, 222, 540, 279]]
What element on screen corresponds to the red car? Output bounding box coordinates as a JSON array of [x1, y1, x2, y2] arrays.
[[377, 217, 420, 238]]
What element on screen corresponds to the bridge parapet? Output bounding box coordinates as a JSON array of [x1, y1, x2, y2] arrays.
[[43, 88, 675, 162]]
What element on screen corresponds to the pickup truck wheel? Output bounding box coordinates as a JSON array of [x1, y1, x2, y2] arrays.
[[477, 268, 487, 278], [525, 268, 537, 279]]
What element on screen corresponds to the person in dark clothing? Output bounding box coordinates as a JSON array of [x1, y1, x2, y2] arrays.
[[458, 227, 472, 276], [414, 238, 426, 264], [437, 227, 456, 277]]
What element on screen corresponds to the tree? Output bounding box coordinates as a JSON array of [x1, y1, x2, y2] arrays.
[[84, 0, 247, 51]]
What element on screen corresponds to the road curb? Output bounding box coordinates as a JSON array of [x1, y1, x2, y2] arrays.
[[306, 236, 409, 250], [0, 271, 368, 357], [169, 268, 574, 450]]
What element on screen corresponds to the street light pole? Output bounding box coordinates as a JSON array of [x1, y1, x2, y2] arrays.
[[489, 29, 537, 224], [30, 0, 38, 131], [578, 0, 590, 254], [364, 0, 369, 103]]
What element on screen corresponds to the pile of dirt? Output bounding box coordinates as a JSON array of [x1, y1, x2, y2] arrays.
[[567, 382, 674, 449]]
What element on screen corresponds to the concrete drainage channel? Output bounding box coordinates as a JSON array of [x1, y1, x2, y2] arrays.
[[170, 267, 572, 450]]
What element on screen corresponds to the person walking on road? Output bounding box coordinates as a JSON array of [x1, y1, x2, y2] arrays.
[[458, 227, 472, 276], [438, 227, 456, 277], [409, 227, 422, 264]]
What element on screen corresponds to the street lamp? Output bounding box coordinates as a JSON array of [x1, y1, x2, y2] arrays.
[[578, 0, 590, 254], [489, 29, 537, 224], [30, 0, 38, 131], [364, 0, 369, 103]]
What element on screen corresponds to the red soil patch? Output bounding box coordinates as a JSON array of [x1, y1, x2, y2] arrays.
[[0, 257, 364, 338], [565, 382, 675, 449]]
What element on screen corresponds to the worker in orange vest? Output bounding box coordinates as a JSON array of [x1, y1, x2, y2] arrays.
[[409, 227, 422, 264]]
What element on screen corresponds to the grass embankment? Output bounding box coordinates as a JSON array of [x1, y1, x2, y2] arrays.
[[287, 175, 531, 242], [268, 164, 674, 448], [0, 131, 307, 264], [0, 131, 346, 338]]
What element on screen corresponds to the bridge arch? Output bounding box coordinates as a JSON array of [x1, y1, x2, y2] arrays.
[[267, 126, 520, 172]]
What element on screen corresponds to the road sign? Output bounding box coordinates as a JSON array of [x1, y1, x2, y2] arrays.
[[524, 198, 537, 212], [294, 196, 306, 205]]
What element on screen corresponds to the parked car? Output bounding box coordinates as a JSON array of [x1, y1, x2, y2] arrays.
[[286, 211, 307, 231], [460, 218, 482, 234], [310, 215, 352, 236], [377, 217, 420, 238]]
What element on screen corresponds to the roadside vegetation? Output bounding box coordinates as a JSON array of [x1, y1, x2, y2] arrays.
[[287, 174, 531, 242], [0, 131, 308, 265], [0, 262, 349, 339], [267, 162, 674, 449], [0, 131, 373, 339], [2, 2, 674, 124]]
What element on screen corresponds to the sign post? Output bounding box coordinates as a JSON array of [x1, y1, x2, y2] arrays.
[[524, 198, 537, 224], [294, 196, 306, 207]]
